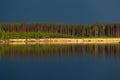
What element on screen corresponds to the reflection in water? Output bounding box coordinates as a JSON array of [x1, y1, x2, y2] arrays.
[[0, 44, 120, 80], [0, 44, 120, 57]]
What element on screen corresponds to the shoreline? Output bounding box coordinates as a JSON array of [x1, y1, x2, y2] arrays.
[[0, 38, 120, 44]]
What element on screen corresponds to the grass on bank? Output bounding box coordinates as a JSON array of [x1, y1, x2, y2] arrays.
[[0, 32, 72, 39], [0, 30, 119, 39]]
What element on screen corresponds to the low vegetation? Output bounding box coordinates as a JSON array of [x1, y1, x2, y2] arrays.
[[0, 31, 71, 39]]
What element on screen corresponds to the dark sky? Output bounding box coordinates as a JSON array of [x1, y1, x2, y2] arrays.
[[0, 0, 120, 24]]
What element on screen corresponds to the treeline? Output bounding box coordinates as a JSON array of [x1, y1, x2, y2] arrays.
[[0, 23, 120, 37]]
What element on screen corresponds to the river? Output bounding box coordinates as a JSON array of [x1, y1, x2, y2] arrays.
[[0, 44, 120, 80]]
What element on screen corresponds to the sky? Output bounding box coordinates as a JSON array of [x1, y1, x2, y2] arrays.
[[0, 0, 120, 24]]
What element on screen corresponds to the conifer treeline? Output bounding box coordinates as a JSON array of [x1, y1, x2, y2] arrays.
[[0, 23, 120, 37]]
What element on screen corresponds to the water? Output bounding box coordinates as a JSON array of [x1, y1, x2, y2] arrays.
[[0, 44, 120, 80]]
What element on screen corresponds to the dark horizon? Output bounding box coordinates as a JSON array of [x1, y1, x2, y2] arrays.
[[0, 0, 120, 24]]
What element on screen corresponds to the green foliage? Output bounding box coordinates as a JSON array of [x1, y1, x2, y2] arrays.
[[0, 23, 120, 38], [3, 32, 71, 39], [0, 30, 5, 39]]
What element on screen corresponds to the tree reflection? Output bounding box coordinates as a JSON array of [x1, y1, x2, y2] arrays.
[[0, 44, 120, 58]]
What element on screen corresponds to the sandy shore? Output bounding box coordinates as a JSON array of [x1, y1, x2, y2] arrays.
[[0, 38, 120, 44]]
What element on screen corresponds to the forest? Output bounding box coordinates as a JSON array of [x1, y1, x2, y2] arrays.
[[0, 23, 120, 38]]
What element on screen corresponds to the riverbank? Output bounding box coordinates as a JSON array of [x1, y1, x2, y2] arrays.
[[0, 38, 120, 44]]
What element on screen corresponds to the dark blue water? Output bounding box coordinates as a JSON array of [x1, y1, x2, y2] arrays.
[[0, 44, 120, 80]]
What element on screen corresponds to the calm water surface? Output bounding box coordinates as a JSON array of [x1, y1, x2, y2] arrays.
[[0, 44, 120, 80]]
